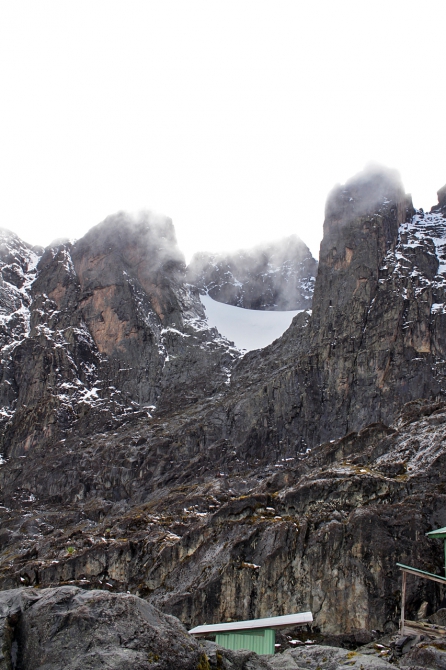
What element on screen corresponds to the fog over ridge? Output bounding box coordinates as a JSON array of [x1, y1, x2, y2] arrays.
[[187, 233, 317, 311]]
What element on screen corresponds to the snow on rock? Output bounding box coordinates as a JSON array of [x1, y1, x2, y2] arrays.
[[0, 230, 44, 428], [378, 207, 446, 305], [0, 230, 42, 348]]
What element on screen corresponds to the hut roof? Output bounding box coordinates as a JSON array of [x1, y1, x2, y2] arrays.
[[189, 611, 313, 635], [426, 527, 446, 539]]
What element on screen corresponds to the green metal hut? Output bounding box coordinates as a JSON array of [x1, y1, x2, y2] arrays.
[[189, 611, 313, 655], [426, 526, 446, 576]]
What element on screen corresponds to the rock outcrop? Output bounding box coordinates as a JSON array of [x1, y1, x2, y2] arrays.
[[400, 637, 446, 670], [0, 168, 444, 646], [267, 645, 393, 669], [187, 236, 317, 311]]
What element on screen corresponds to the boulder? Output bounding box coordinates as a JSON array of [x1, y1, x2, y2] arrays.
[[267, 644, 393, 669], [0, 586, 206, 669], [400, 636, 446, 669], [0, 585, 280, 670]]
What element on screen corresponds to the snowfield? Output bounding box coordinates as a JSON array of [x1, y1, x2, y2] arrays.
[[200, 294, 303, 351]]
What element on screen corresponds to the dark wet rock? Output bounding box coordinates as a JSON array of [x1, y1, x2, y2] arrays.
[[189, 165, 446, 459], [267, 644, 393, 668], [400, 636, 446, 669], [394, 634, 421, 656], [203, 641, 275, 669], [317, 628, 377, 650], [430, 609, 446, 627], [187, 236, 317, 311]]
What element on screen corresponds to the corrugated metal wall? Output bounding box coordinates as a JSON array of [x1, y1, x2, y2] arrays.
[[215, 628, 275, 655]]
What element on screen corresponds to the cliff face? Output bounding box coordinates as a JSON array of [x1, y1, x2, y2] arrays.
[[216, 167, 446, 451], [0, 232, 42, 428], [0, 212, 239, 459], [308, 168, 446, 435], [187, 236, 317, 311], [0, 169, 445, 639]]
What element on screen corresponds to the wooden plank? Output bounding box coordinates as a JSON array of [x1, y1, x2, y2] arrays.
[[397, 563, 446, 585], [400, 570, 406, 635], [404, 620, 446, 638]]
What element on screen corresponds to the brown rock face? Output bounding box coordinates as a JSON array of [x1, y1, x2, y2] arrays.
[[312, 166, 409, 337]]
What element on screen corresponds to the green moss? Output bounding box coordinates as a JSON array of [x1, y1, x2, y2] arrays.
[[196, 653, 211, 670]]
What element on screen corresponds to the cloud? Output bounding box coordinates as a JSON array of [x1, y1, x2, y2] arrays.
[[325, 163, 405, 223]]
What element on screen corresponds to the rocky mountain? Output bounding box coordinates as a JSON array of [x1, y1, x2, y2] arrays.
[[187, 236, 317, 310], [0, 212, 239, 460], [0, 167, 445, 661]]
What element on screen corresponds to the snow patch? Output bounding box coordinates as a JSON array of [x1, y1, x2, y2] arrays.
[[431, 303, 446, 314], [161, 327, 190, 338], [200, 294, 303, 351]]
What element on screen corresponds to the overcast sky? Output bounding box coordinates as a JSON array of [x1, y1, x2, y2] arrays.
[[1, 1, 445, 262]]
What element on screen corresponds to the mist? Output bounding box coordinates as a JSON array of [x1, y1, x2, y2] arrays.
[[187, 235, 317, 311], [73, 210, 186, 276]]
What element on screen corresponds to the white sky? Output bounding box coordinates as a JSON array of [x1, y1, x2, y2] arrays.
[[1, 1, 445, 262]]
